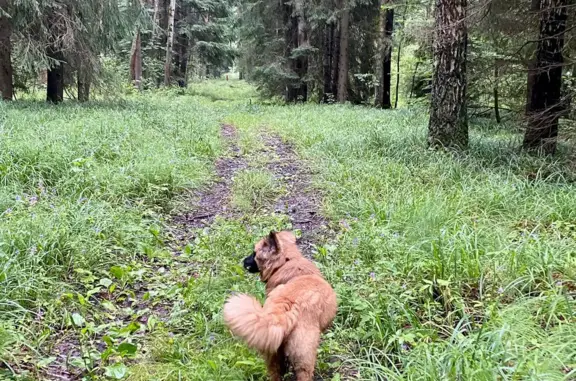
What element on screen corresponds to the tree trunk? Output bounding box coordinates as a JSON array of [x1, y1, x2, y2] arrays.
[[293, 0, 308, 102], [494, 60, 501, 124], [337, 1, 350, 103], [163, 0, 176, 86], [77, 68, 90, 102], [130, 30, 143, 90], [375, 1, 394, 109], [409, 61, 420, 99], [174, 1, 189, 86], [428, 0, 468, 149], [0, 0, 13, 101], [322, 22, 334, 102], [523, 0, 567, 154], [331, 21, 340, 97], [46, 48, 65, 104], [284, 2, 297, 102], [394, 3, 407, 109]]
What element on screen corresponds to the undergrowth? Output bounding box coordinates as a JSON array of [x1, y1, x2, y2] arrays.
[[0, 79, 575, 380]]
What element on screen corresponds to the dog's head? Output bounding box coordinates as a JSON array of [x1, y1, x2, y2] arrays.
[[243, 231, 297, 275]]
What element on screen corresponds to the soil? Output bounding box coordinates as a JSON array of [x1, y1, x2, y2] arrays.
[[30, 124, 344, 381]]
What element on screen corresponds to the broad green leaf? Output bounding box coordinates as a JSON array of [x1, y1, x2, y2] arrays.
[[104, 363, 128, 379]]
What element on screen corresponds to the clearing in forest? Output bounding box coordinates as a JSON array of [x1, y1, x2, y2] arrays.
[[0, 80, 575, 380]]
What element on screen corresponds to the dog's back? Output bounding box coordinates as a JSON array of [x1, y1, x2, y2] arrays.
[[223, 231, 337, 381]]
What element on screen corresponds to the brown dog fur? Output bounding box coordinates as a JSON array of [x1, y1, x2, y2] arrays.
[[223, 231, 337, 381]]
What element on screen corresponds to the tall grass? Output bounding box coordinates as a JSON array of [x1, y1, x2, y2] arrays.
[[0, 96, 222, 370], [1, 81, 574, 380], [227, 101, 576, 380]]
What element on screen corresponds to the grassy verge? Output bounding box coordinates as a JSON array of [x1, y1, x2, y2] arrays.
[[226, 101, 576, 379], [0, 94, 224, 379]]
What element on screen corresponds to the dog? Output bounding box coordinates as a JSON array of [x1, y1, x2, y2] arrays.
[[223, 231, 337, 381]]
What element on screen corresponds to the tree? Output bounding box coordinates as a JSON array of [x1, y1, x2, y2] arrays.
[[46, 4, 66, 104], [0, 0, 13, 101], [337, 0, 350, 103], [523, 0, 568, 154], [164, 0, 176, 86], [428, 0, 468, 149], [130, 30, 143, 90], [375, 0, 394, 109]]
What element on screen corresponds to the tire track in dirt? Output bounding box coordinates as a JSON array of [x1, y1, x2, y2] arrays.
[[35, 125, 334, 381], [263, 134, 330, 256], [168, 124, 248, 250], [169, 125, 330, 257]]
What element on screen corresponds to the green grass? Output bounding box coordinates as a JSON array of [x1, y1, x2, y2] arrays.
[[231, 169, 283, 212], [1, 80, 575, 380]]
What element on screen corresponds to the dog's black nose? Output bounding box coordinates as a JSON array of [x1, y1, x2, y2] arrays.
[[243, 252, 260, 273]]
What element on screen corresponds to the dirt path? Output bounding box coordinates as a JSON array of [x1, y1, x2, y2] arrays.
[[169, 125, 329, 257], [263, 134, 330, 255], [35, 124, 334, 381]]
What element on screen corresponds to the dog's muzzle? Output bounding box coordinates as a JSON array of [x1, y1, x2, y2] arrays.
[[243, 252, 260, 273]]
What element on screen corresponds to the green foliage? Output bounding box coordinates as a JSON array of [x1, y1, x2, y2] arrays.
[[2, 81, 576, 380], [0, 92, 222, 377], [231, 169, 283, 212]]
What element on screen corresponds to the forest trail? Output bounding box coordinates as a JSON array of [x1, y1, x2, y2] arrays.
[[38, 123, 342, 381], [169, 124, 331, 259]]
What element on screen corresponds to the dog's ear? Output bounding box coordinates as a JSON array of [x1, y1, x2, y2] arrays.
[[267, 231, 279, 253]]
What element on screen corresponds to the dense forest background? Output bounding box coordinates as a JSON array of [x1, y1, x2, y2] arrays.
[[0, 0, 574, 154]]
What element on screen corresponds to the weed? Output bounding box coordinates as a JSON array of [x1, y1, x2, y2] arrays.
[[231, 169, 284, 212]]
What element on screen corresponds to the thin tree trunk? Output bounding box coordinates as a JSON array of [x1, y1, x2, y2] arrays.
[[394, 3, 407, 109], [0, 0, 12, 101], [331, 21, 340, 97], [428, 0, 468, 149], [375, 0, 394, 108], [494, 60, 501, 123], [322, 22, 334, 102], [409, 61, 420, 99], [153, 0, 161, 33], [284, 2, 297, 102], [523, 0, 567, 154], [77, 68, 90, 102], [163, 0, 176, 86], [294, 0, 309, 102], [130, 30, 143, 90], [337, 1, 350, 103], [46, 47, 65, 104], [394, 38, 402, 108]]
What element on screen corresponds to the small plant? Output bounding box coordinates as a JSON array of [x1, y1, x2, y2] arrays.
[[231, 169, 283, 212]]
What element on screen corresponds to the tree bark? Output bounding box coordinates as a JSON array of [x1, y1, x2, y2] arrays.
[[0, 0, 13, 101], [523, 0, 567, 154], [174, 1, 189, 86], [163, 0, 176, 86], [77, 68, 90, 102], [284, 2, 297, 102], [409, 61, 420, 99], [337, 1, 350, 103], [494, 60, 501, 123], [394, 3, 407, 109], [428, 0, 468, 149], [322, 22, 334, 102], [293, 0, 308, 102], [46, 48, 65, 104], [331, 21, 340, 97], [375, 1, 394, 108], [130, 30, 143, 90]]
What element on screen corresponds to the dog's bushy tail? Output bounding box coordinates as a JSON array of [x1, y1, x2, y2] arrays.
[[223, 293, 298, 353]]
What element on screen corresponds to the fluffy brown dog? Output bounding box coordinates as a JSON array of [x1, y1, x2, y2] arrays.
[[223, 231, 337, 381]]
